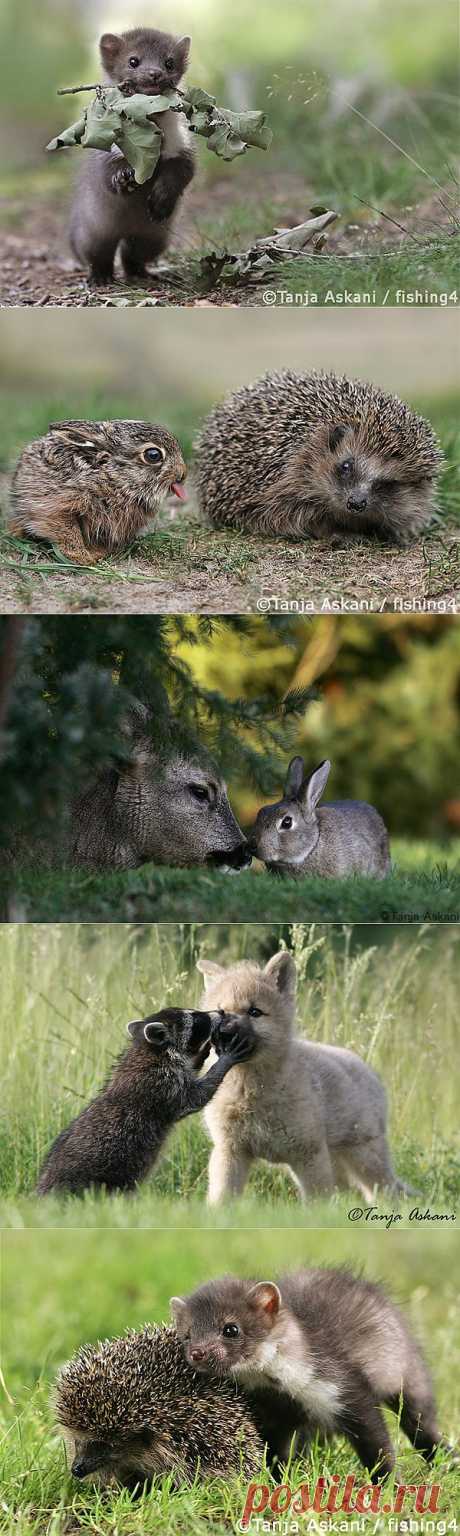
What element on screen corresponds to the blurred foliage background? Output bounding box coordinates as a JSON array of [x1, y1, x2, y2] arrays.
[[0, 0, 457, 234], [0, 614, 459, 848]]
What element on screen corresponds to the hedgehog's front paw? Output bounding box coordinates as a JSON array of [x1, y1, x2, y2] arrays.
[[112, 165, 136, 195]]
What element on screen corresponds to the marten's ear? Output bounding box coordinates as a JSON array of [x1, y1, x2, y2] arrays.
[[143, 1020, 170, 1051], [170, 1296, 187, 1327], [284, 756, 304, 800], [247, 1282, 281, 1318], [175, 35, 191, 70], [99, 33, 122, 68], [196, 958, 226, 978]]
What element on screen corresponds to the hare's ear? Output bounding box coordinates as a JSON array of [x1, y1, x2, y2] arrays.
[[48, 422, 106, 461], [303, 759, 331, 813], [284, 757, 305, 800]]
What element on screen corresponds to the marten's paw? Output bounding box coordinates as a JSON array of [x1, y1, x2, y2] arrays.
[[147, 187, 177, 222], [112, 165, 137, 196]]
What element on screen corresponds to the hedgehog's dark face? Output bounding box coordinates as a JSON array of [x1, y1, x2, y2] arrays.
[[301, 422, 437, 540], [69, 1428, 153, 1489]]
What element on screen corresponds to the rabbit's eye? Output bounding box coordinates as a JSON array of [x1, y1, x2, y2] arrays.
[[280, 815, 293, 830], [143, 445, 165, 464]]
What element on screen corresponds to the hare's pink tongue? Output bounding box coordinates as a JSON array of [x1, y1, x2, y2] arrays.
[[171, 481, 187, 501]]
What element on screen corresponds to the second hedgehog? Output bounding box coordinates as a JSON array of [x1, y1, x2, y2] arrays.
[[194, 370, 443, 544], [9, 419, 187, 565]]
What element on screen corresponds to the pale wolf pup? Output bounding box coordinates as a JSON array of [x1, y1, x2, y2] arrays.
[[198, 950, 413, 1206]]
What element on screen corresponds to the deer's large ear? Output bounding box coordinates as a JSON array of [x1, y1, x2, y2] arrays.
[[302, 759, 331, 814], [264, 951, 296, 998], [247, 1282, 281, 1318], [99, 33, 122, 68], [284, 756, 304, 800], [196, 959, 226, 978]]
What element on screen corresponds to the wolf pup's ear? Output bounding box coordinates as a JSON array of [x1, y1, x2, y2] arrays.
[[264, 951, 296, 998], [196, 958, 226, 978], [247, 1282, 282, 1318]]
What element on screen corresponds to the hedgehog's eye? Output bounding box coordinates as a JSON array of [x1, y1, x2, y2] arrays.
[[165, 56, 175, 71], [129, 56, 140, 68], [338, 459, 354, 477], [142, 445, 165, 464], [223, 1323, 240, 1338]]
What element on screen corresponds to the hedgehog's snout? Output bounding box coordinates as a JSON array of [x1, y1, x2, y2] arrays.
[[347, 491, 368, 513]]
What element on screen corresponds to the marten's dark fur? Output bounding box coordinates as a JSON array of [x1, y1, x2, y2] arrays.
[[173, 1266, 452, 1481], [37, 1008, 254, 1196]]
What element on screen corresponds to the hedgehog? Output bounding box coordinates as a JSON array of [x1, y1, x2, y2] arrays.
[[9, 419, 187, 565], [54, 1324, 264, 1492], [194, 370, 443, 544]]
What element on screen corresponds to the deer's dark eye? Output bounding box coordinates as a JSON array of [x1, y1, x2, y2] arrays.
[[338, 459, 354, 477], [222, 1323, 240, 1338], [248, 1006, 263, 1018], [280, 815, 293, 829], [129, 56, 140, 68], [165, 56, 175, 71], [189, 785, 209, 802]]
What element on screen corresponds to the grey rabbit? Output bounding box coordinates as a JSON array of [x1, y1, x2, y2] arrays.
[[252, 757, 390, 878]]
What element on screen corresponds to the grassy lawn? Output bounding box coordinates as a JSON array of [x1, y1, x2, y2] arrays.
[[0, 389, 458, 613], [2, 840, 459, 923], [1, 1228, 459, 1533], [1, 922, 458, 1221]]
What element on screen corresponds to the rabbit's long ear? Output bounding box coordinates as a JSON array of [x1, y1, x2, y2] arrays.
[[303, 759, 331, 813], [48, 422, 106, 460], [284, 756, 305, 799]]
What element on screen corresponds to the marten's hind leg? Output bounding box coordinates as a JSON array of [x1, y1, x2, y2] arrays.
[[119, 233, 168, 280], [388, 1390, 451, 1462]]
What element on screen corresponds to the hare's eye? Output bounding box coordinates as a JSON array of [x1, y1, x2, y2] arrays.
[[143, 445, 165, 464], [280, 815, 293, 830], [129, 56, 140, 68]]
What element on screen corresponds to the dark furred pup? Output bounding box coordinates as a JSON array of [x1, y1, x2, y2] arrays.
[[172, 1267, 450, 1481], [70, 29, 195, 282], [55, 1324, 264, 1489], [194, 370, 443, 544], [10, 420, 187, 565], [37, 1008, 254, 1196]]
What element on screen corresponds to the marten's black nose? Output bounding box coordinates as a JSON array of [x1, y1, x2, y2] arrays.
[[347, 492, 368, 512]]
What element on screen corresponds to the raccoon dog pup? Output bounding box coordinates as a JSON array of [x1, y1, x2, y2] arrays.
[[37, 1007, 255, 1196], [172, 1267, 450, 1481]]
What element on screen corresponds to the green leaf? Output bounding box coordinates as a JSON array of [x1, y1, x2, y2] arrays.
[[46, 117, 87, 151], [117, 121, 163, 183]]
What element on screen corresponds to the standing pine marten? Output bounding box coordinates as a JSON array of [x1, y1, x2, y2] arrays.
[[37, 1007, 255, 1196], [172, 1267, 452, 1482], [194, 371, 443, 544], [70, 29, 195, 283]]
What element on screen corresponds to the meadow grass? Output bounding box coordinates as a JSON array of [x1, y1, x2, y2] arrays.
[[0, 922, 458, 1221], [2, 840, 460, 925], [1, 1227, 459, 1533]]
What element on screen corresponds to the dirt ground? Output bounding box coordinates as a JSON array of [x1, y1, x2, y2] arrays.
[[0, 169, 456, 308], [0, 493, 458, 614]]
